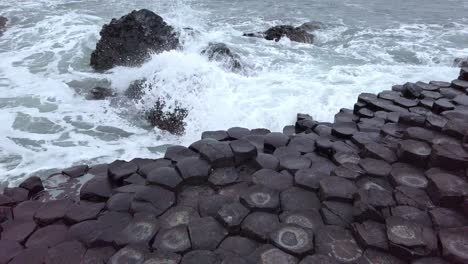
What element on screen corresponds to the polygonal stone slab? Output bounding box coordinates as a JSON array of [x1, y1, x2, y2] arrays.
[[81, 246, 116, 264], [108, 160, 138, 182], [299, 254, 337, 264], [123, 173, 146, 185], [279, 156, 311, 173], [34, 199, 73, 225], [181, 250, 221, 264], [280, 187, 320, 212], [3, 187, 29, 203], [45, 240, 86, 264], [439, 227, 468, 264], [386, 216, 425, 247], [315, 225, 363, 263], [152, 225, 191, 253], [115, 213, 160, 246], [1, 220, 37, 243], [12, 200, 41, 220], [237, 183, 279, 211], [188, 217, 228, 250], [254, 153, 280, 170], [217, 236, 257, 257], [270, 224, 314, 256], [332, 122, 357, 138], [332, 163, 364, 180], [429, 207, 467, 229], [26, 224, 68, 248], [333, 152, 360, 166], [394, 186, 434, 210], [62, 165, 89, 178], [177, 185, 215, 209], [132, 186, 175, 216], [0, 240, 23, 264], [362, 143, 397, 163], [356, 177, 393, 192], [358, 158, 391, 177], [426, 171, 468, 207], [146, 166, 182, 190], [164, 145, 199, 163], [411, 257, 449, 264], [319, 176, 357, 201], [159, 205, 200, 230], [216, 202, 249, 231], [252, 169, 293, 191], [391, 206, 432, 228], [264, 132, 290, 153], [190, 139, 235, 168], [398, 139, 431, 167], [294, 168, 328, 191], [106, 193, 133, 212], [430, 142, 468, 170], [280, 210, 324, 231], [351, 221, 388, 250], [96, 211, 132, 245], [247, 244, 298, 264], [108, 245, 147, 264], [208, 167, 240, 186], [176, 157, 212, 183], [144, 251, 181, 264], [19, 176, 44, 196], [228, 127, 251, 139], [9, 247, 47, 264], [321, 201, 354, 227], [80, 176, 112, 201], [288, 136, 316, 154], [230, 139, 257, 164], [64, 202, 105, 224], [390, 165, 428, 189], [202, 130, 229, 141], [355, 188, 395, 209], [241, 212, 280, 242], [198, 194, 233, 217], [357, 249, 406, 264]]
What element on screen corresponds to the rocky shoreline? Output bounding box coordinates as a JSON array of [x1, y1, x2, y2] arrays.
[[0, 68, 467, 263]]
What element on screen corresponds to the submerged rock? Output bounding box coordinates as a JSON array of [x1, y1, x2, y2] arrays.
[[90, 9, 179, 71], [87, 87, 115, 100], [453, 57, 468, 68], [244, 21, 320, 43], [201, 43, 243, 72], [146, 98, 188, 135], [0, 16, 7, 36]]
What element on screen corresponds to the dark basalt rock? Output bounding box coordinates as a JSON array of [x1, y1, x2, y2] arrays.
[[108, 245, 147, 264], [3, 187, 29, 203], [64, 202, 105, 224], [198, 194, 232, 217], [319, 176, 357, 201], [217, 236, 257, 257], [439, 227, 468, 264], [240, 185, 279, 212], [1, 220, 37, 243], [426, 171, 468, 207], [280, 210, 324, 231], [188, 217, 228, 250], [202, 43, 243, 72], [300, 254, 338, 264], [190, 139, 234, 168], [430, 207, 467, 229], [90, 9, 179, 71], [34, 199, 73, 225], [45, 240, 86, 264], [321, 200, 354, 227], [358, 249, 405, 264], [281, 187, 320, 212], [9, 247, 47, 264], [146, 98, 188, 135], [241, 212, 280, 242], [394, 185, 434, 210], [251, 169, 293, 191], [315, 225, 363, 263], [454, 57, 468, 68], [115, 213, 159, 246], [19, 176, 44, 196], [244, 24, 315, 43], [264, 132, 289, 153], [390, 165, 428, 189], [87, 87, 115, 100], [181, 250, 221, 264], [152, 225, 191, 253], [146, 166, 182, 190], [132, 186, 175, 215], [391, 206, 432, 227], [159, 205, 200, 229], [269, 224, 314, 256], [0, 240, 23, 264], [0, 16, 7, 36], [80, 176, 112, 201], [351, 221, 388, 250], [358, 158, 391, 177], [26, 224, 68, 248], [247, 244, 298, 264], [216, 202, 249, 232], [176, 156, 211, 183], [294, 168, 328, 190]]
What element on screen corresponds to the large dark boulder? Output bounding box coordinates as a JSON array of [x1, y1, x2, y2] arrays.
[[202, 43, 243, 72], [244, 21, 320, 43], [0, 16, 7, 36], [454, 57, 468, 68], [90, 9, 179, 71]]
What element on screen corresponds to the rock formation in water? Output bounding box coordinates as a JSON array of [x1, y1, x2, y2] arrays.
[[90, 9, 179, 71], [87, 87, 115, 100], [0, 16, 8, 36], [1, 69, 468, 264], [454, 57, 468, 68], [201, 42, 243, 72], [244, 21, 322, 43]]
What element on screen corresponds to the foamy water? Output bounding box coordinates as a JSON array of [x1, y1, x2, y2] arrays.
[[0, 0, 467, 186]]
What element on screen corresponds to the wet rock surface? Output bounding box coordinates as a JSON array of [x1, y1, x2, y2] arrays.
[[0, 16, 7, 36], [2, 72, 468, 263], [90, 9, 179, 71], [243, 21, 320, 43]]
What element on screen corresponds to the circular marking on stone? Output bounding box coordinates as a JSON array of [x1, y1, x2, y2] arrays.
[[330, 240, 363, 263], [162, 230, 188, 250], [285, 215, 313, 229], [127, 222, 157, 241], [447, 239, 468, 259], [276, 226, 309, 250], [390, 225, 416, 240], [109, 247, 144, 264], [400, 175, 428, 188], [250, 192, 271, 206], [364, 182, 385, 191]]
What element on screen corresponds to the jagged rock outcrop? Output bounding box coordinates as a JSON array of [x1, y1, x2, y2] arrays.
[[87, 87, 115, 100], [90, 9, 179, 71], [201, 42, 243, 72], [243, 21, 322, 43], [0, 16, 8, 36], [454, 57, 468, 68]]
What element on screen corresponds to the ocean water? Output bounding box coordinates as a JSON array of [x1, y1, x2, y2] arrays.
[[0, 0, 467, 186]]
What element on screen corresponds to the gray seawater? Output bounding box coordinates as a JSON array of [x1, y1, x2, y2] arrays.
[[0, 0, 467, 186]]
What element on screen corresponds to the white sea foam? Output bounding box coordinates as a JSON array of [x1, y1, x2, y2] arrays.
[[0, 0, 465, 186]]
